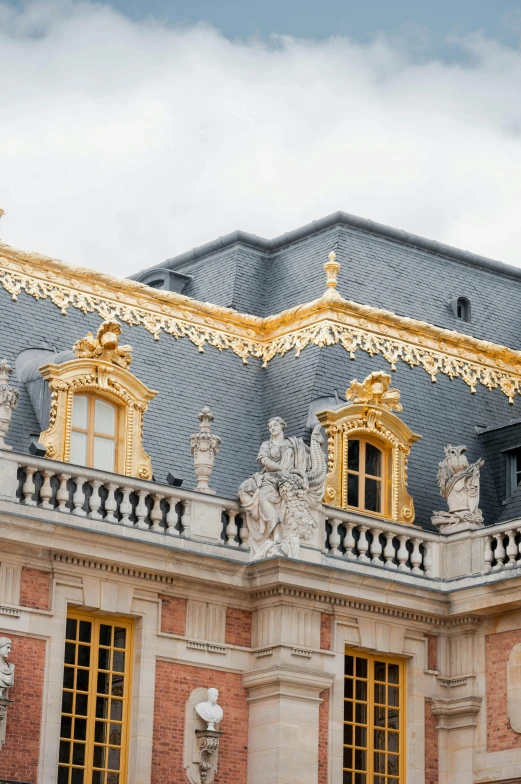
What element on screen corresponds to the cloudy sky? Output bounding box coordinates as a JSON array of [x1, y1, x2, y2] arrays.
[[1, 1, 521, 276]]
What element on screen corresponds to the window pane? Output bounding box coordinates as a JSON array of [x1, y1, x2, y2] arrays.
[[364, 478, 381, 513], [365, 443, 382, 477], [72, 395, 88, 429], [95, 399, 116, 436], [348, 474, 359, 507], [70, 431, 88, 466], [348, 440, 360, 471], [93, 437, 115, 472]]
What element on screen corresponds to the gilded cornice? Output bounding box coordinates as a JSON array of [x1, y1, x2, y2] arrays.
[[2, 241, 521, 401]]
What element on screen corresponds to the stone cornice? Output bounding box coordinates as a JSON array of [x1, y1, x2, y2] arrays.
[[2, 241, 521, 399]]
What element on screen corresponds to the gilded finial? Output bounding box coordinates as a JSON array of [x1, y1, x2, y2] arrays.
[[323, 250, 341, 299]]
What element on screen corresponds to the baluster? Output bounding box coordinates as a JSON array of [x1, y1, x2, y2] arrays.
[[423, 541, 434, 577], [329, 518, 341, 556], [104, 483, 119, 523], [357, 526, 369, 561], [40, 469, 54, 509], [383, 532, 396, 568], [150, 493, 164, 533], [89, 480, 103, 520], [119, 486, 133, 527], [226, 509, 239, 547], [494, 533, 506, 570], [72, 476, 87, 517], [343, 523, 356, 560], [165, 495, 180, 536], [22, 466, 37, 506], [181, 500, 191, 537], [239, 514, 249, 549], [483, 535, 493, 573], [56, 473, 71, 512], [506, 530, 517, 568], [397, 535, 410, 571], [135, 489, 149, 530], [410, 538, 423, 574], [369, 527, 383, 564]]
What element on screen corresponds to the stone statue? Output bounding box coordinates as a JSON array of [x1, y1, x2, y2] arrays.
[[238, 418, 327, 560], [431, 445, 484, 533], [0, 360, 19, 450], [0, 637, 14, 699], [196, 688, 224, 731]]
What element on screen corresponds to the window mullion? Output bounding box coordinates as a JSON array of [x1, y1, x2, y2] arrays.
[[368, 656, 374, 782], [360, 440, 366, 510], [84, 616, 99, 782]]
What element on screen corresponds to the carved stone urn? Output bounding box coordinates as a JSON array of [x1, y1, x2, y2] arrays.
[[189, 408, 221, 494], [0, 360, 19, 451]]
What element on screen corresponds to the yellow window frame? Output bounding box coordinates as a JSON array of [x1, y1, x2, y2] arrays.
[[58, 609, 133, 784], [343, 647, 406, 784]]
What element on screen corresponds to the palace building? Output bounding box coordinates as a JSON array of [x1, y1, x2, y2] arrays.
[[1, 209, 521, 784]]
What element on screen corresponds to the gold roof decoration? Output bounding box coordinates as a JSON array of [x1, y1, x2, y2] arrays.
[[323, 250, 341, 299], [73, 320, 132, 369], [346, 370, 402, 412]]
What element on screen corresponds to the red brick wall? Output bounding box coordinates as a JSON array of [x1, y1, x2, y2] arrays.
[[151, 662, 248, 784], [160, 595, 187, 636], [318, 688, 329, 784], [424, 700, 439, 784], [320, 613, 332, 650], [486, 628, 521, 752], [1, 634, 46, 783], [427, 634, 437, 671], [225, 608, 252, 647], [19, 567, 50, 610]]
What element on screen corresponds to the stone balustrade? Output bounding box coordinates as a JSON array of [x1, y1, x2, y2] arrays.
[[0, 451, 246, 548], [323, 507, 438, 577], [481, 522, 521, 572]]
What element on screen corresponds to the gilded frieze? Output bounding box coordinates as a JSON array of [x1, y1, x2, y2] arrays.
[[2, 241, 521, 401]]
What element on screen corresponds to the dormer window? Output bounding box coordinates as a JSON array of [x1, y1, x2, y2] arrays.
[[506, 447, 521, 498], [70, 395, 119, 472], [346, 438, 388, 515], [449, 296, 471, 323]]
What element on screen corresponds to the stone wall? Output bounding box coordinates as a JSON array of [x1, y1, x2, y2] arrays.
[[151, 661, 248, 784], [0, 634, 45, 783]]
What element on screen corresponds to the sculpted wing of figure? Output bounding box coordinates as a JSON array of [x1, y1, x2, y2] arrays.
[[432, 445, 484, 532], [238, 417, 327, 560], [0, 637, 14, 699], [196, 688, 224, 731]]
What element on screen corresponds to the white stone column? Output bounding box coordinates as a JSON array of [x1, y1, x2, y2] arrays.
[[243, 666, 333, 784]]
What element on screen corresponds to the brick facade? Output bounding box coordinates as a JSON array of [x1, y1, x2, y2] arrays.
[[151, 662, 248, 784], [486, 628, 521, 752], [318, 689, 329, 784], [427, 634, 437, 671], [160, 595, 187, 636], [424, 700, 439, 784], [1, 634, 46, 783], [225, 607, 252, 647], [19, 567, 50, 610], [320, 612, 332, 651]]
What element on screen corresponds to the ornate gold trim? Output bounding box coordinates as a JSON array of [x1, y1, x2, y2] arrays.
[[2, 241, 521, 401], [317, 373, 421, 525]]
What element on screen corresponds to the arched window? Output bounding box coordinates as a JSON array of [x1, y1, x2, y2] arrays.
[[70, 395, 119, 472], [317, 371, 420, 525], [346, 438, 388, 515], [456, 297, 471, 322]]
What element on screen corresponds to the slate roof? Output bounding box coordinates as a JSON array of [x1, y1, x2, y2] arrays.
[[3, 211, 521, 532]]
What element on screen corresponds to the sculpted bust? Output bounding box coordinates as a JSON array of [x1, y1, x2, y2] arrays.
[[0, 637, 14, 699], [196, 688, 223, 731]]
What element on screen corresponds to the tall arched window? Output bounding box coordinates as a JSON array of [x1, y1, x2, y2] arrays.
[[346, 438, 388, 515], [70, 395, 119, 472]]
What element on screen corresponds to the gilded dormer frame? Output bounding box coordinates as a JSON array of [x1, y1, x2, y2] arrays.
[[317, 372, 421, 525], [39, 321, 157, 479]]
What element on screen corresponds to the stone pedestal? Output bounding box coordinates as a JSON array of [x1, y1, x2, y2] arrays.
[[0, 696, 13, 750], [243, 666, 333, 784], [195, 729, 223, 784]]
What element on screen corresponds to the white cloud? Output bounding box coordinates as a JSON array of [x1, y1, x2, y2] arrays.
[[2, 1, 521, 275]]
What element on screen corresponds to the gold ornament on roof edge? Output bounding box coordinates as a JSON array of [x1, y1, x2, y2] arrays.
[[346, 371, 402, 412], [323, 250, 341, 296], [73, 320, 132, 369]]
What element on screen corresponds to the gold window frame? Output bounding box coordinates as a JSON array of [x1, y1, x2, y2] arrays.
[[343, 647, 406, 784], [39, 355, 157, 479], [59, 609, 134, 784], [344, 435, 391, 518]]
